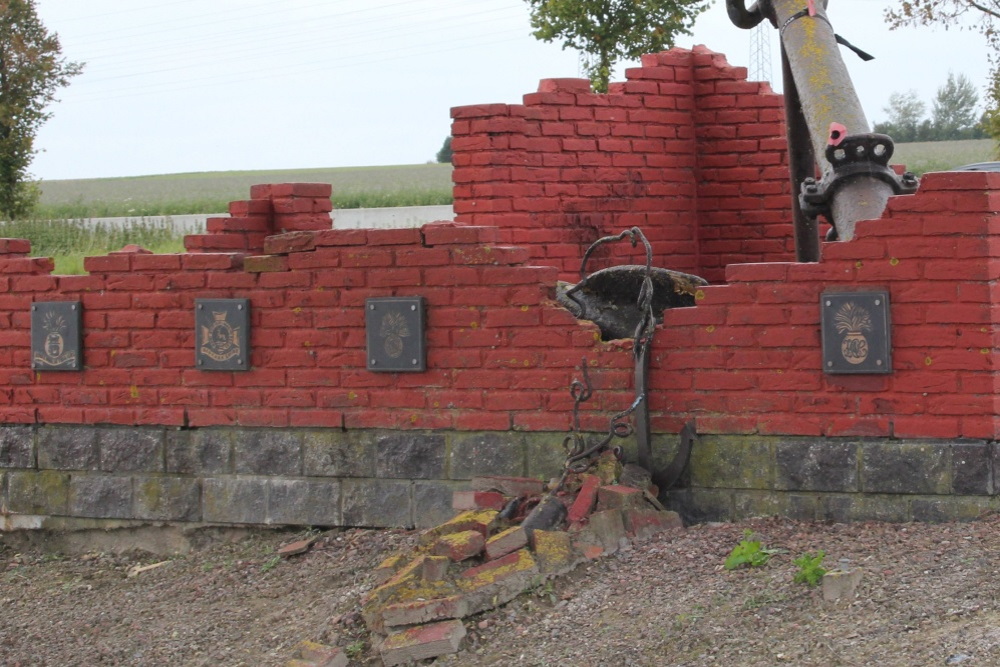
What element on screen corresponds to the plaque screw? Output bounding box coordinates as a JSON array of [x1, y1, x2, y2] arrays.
[[237, 304, 243, 310], [371, 359, 377, 365], [71, 304, 76, 310], [827, 361, 833, 367], [369, 304, 375, 310], [198, 304, 203, 310], [31, 305, 36, 311], [198, 359, 203, 365], [874, 299, 881, 306], [825, 300, 831, 307], [411, 359, 418, 365], [876, 360, 883, 366], [411, 305, 416, 311]]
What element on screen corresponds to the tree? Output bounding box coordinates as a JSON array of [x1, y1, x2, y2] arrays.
[[874, 90, 926, 142], [525, 0, 711, 93], [885, 1, 1000, 149], [932, 71, 980, 139], [436, 136, 452, 164], [0, 0, 82, 220]]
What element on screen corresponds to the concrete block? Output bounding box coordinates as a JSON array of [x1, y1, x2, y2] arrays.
[[302, 429, 375, 478], [379, 619, 466, 666], [452, 490, 507, 511], [485, 526, 528, 561], [341, 478, 412, 528], [6, 470, 69, 515], [69, 474, 133, 519], [418, 510, 498, 546], [413, 480, 459, 529], [952, 441, 991, 495], [166, 429, 231, 474], [375, 432, 446, 480], [37, 426, 99, 471], [0, 426, 34, 469], [775, 439, 858, 492], [471, 475, 545, 497], [431, 530, 485, 562], [267, 478, 340, 526], [202, 476, 267, 523], [822, 568, 863, 602], [450, 432, 524, 479], [422, 555, 450, 582], [861, 441, 950, 495], [574, 509, 626, 555], [596, 484, 646, 511], [134, 476, 201, 521], [690, 435, 773, 490], [529, 529, 577, 575], [233, 430, 302, 476], [381, 595, 469, 629], [99, 427, 164, 472]]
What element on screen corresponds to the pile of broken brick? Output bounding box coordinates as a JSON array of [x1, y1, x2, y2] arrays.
[[361, 451, 684, 666]]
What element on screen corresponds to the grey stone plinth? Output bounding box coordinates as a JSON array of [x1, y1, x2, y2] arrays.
[[0, 426, 34, 469], [167, 429, 232, 474], [234, 430, 302, 476], [341, 478, 412, 528], [203, 477, 268, 524], [862, 442, 950, 495], [375, 433, 445, 480], [38, 427, 99, 471], [69, 474, 133, 519], [267, 478, 341, 526], [450, 433, 524, 479], [524, 435, 568, 480], [7, 470, 70, 515], [134, 476, 201, 521], [951, 441, 992, 495], [99, 427, 164, 473], [776, 440, 858, 492], [690, 436, 773, 490], [413, 480, 461, 528], [303, 430, 375, 478]]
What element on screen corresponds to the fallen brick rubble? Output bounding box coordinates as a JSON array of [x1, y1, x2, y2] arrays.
[[357, 452, 684, 665]]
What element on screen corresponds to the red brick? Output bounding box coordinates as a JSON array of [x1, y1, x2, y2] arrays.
[[484, 526, 528, 561], [381, 596, 469, 630], [567, 474, 600, 523], [430, 529, 485, 561], [379, 619, 466, 666], [596, 485, 646, 511], [0, 238, 31, 255]]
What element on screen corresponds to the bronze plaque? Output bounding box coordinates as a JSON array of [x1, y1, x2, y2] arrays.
[[821, 291, 891, 374], [31, 301, 82, 371], [195, 299, 249, 371], [366, 297, 425, 372]]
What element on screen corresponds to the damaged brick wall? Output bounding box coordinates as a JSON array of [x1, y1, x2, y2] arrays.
[[450, 46, 794, 284]]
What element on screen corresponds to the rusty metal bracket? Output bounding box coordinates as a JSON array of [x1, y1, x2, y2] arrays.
[[801, 133, 919, 239]]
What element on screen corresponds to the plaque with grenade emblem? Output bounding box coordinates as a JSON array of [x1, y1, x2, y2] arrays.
[[366, 297, 425, 372], [31, 301, 82, 371], [821, 291, 891, 374]]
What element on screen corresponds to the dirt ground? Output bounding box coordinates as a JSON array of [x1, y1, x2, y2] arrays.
[[3, 514, 1000, 666]]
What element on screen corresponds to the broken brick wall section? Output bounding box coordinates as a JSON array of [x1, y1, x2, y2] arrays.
[[449, 46, 795, 284]]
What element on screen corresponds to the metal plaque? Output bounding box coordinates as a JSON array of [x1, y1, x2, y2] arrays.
[[31, 301, 82, 371], [195, 299, 250, 371], [366, 297, 426, 372], [821, 290, 891, 374]]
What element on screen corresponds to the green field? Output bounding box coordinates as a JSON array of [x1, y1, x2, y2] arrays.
[[891, 138, 995, 175], [36, 163, 455, 219]]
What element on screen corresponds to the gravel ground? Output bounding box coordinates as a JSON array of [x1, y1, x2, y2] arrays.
[[3, 515, 1000, 666]]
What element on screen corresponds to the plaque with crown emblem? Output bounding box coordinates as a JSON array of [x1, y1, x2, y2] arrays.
[[366, 297, 425, 372], [195, 299, 249, 371], [821, 291, 891, 374], [31, 301, 82, 371]]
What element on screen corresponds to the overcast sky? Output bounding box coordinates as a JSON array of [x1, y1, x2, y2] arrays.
[[30, 0, 992, 181]]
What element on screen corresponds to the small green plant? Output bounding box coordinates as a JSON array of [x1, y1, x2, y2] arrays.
[[742, 591, 787, 610], [261, 555, 281, 572], [793, 551, 828, 586], [344, 640, 365, 659], [724, 530, 781, 570]]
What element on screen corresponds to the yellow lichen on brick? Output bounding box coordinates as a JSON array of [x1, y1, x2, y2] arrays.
[[459, 548, 537, 590]]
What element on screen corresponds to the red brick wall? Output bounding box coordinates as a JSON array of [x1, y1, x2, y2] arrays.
[[654, 170, 1000, 439], [450, 47, 795, 284]]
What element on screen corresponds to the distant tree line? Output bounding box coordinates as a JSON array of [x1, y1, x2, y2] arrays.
[[873, 73, 988, 143]]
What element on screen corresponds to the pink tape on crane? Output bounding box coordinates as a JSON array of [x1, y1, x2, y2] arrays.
[[807, 0, 816, 16], [828, 122, 847, 146]]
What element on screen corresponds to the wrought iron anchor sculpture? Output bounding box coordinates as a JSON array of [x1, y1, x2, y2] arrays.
[[519, 229, 703, 534]]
